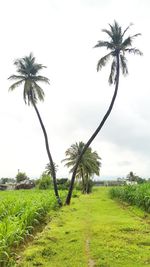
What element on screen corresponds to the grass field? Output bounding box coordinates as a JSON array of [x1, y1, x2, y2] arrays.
[[18, 187, 150, 267], [0, 189, 63, 266]]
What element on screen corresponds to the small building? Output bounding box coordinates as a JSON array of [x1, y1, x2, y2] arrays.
[[125, 180, 137, 185]]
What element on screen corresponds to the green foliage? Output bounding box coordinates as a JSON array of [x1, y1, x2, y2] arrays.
[[57, 178, 68, 184], [38, 173, 52, 190], [74, 181, 82, 191], [8, 53, 49, 105], [0, 190, 62, 266], [74, 180, 93, 193], [82, 178, 93, 194], [110, 183, 150, 213], [62, 141, 101, 194], [45, 162, 58, 177], [57, 178, 70, 190], [94, 20, 142, 84], [0, 178, 15, 184], [16, 172, 28, 183]]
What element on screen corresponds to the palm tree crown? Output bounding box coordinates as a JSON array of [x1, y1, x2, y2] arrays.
[[94, 20, 142, 84], [62, 141, 101, 181], [45, 162, 58, 177], [8, 53, 49, 105]]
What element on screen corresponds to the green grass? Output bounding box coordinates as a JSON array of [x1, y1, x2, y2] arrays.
[[18, 187, 150, 267]]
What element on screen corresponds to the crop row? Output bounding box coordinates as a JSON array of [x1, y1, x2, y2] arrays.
[[109, 183, 150, 213], [0, 190, 62, 266]]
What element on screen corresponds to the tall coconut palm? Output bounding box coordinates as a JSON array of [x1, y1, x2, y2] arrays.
[[65, 21, 142, 205], [62, 141, 101, 193], [8, 53, 61, 205]]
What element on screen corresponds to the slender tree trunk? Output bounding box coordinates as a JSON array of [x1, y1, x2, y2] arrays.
[[65, 54, 120, 205], [32, 101, 62, 206], [81, 168, 85, 194]]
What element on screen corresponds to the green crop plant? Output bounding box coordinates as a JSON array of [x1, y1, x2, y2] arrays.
[[0, 189, 66, 265], [109, 183, 150, 212]]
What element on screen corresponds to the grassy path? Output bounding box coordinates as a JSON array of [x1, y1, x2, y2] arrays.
[[18, 188, 150, 267]]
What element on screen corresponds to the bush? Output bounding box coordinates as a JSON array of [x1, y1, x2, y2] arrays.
[[38, 174, 52, 190], [57, 178, 70, 190], [74, 181, 82, 191]]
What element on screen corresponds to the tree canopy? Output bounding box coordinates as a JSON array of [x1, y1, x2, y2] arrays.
[[62, 141, 101, 193], [8, 53, 49, 105]]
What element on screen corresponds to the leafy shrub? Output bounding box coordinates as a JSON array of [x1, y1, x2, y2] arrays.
[[57, 178, 70, 190], [74, 181, 82, 191], [38, 174, 52, 190]]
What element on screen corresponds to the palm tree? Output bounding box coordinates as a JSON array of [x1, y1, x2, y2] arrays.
[[62, 141, 101, 193], [45, 162, 58, 177], [65, 21, 142, 205], [8, 53, 62, 206]]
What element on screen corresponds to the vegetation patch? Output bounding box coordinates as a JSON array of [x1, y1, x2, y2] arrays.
[[19, 188, 150, 267], [109, 183, 150, 213], [0, 189, 66, 266]]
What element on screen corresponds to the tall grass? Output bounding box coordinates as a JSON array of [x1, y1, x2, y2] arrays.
[[0, 190, 62, 266], [109, 183, 150, 213]]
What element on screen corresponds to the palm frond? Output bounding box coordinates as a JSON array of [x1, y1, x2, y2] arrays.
[[131, 33, 141, 39], [97, 52, 112, 71], [94, 41, 114, 50], [45, 162, 58, 176], [9, 79, 25, 91], [8, 75, 25, 81], [109, 21, 122, 42], [14, 59, 27, 75], [125, 48, 143, 55], [32, 76, 50, 84], [23, 52, 35, 65], [121, 37, 132, 48], [30, 64, 46, 76], [122, 33, 141, 49], [121, 23, 133, 37], [23, 88, 27, 104], [33, 82, 45, 101], [108, 59, 117, 85], [23, 80, 32, 105], [102, 29, 113, 38], [120, 55, 128, 76]]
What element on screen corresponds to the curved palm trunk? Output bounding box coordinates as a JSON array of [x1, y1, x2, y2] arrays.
[[32, 101, 62, 206], [65, 54, 120, 205]]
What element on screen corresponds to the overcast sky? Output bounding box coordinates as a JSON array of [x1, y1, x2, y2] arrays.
[[0, 0, 149, 180]]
